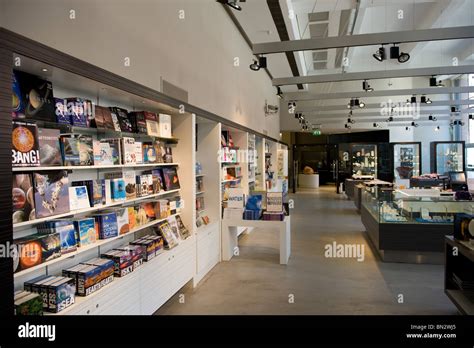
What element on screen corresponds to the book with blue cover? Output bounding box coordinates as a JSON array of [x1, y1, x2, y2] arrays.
[[111, 179, 126, 201], [245, 194, 263, 211], [54, 98, 70, 125], [73, 218, 96, 247], [95, 213, 118, 239]]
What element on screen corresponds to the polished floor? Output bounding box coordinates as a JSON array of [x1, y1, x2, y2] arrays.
[[156, 186, 457, 315]]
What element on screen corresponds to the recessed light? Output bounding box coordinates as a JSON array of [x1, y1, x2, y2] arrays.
[[42, 68, 48, 72]]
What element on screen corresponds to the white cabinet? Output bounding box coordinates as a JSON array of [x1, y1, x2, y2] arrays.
[[195, 222, 220, 285]]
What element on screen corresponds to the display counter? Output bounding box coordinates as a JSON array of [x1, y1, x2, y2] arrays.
[[298, 173, 319, 189], [361, 187, 474, 264]]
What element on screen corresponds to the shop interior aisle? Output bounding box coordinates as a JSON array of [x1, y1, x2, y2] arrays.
[[157, 187, 457, 315]]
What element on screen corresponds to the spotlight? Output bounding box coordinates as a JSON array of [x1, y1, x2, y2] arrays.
[[435, 126, 440, 131], [359, 101, 365, 108], [420, 96, 426, 104], [470, 114, 473, 120], [373, 123, 378, 128], [430, 76, 437, 87], [347, 118, 355, 124], [276, 86, 283, 99], [405, 126, 409, 131], [362, 80, 373, 92], [411, 121, 418, 127], [218, 0, 242, 11], [294, 112, 301, 119], [347, 103, 351, 109], [345, 124, 351, 129], [288, 101, 296, 113], [406, 99, 411, 106], [354, 99, 360, 107], [373, 46, 386, 62], [390, 45, 400, 59], [426, 98, 432, 104], [437, 80, 445, 87], [249, 56, 266, 71], [428, 115, 437, 121], [410, 96, 416, 104], [387, 116, 394, 122], [398, 52, 410, 63], [451, 106, 457, 113]]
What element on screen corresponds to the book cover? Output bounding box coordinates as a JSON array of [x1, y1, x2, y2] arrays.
[[143, 143, 157, 163], [54, 98, 70, 125], [66, 98, 89, 127], [100, 139, 121, 165], [101, 108, 115, 130], [60, 134, 93, 166], [162, 167, 181, 191], [57, 222, 77, 254], [127, 207, 137, 231], [109, 108, 122, 131], [127, 111, 147, 134], [123, 170, 137, 199], [37, 233, 61, 262], [152, 170, 163, 193], [141, 202, 155, 219], [121, 137, 136, 165], [111, 179, 126, 201], [266, 192, 283, 212], [12, 237, 42, 272], [154, 141, 165, 163], [166, 216, 181, 241], [164, 146, 173, 163], [13, 70, 55, 122], [12, 120, 40, 167], [144, 112, 160, 137], [175, 215, 190, 239], [73, 218, 96, 247], [158, 113, 172, 138], [33, 171, 70, 218], [12, 71, 24, 118], [146, 174, 154, 195], [113, 107, 133, 132], [156, 221, 178, 249], [12, 174, 36, 223], [115, 208, 130, 235], [38, 128, 62, 166], [98, 142, 114, 166], [68, 186, 90, 210], [134, 141, 143, 164], [93, 105, 106, 129], [96, 213, 118, 239], [92, 179, 105, 206], [136, 175, 148, 197]]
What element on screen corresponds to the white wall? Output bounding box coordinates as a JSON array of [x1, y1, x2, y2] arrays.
[[0, 0, 280, 139]]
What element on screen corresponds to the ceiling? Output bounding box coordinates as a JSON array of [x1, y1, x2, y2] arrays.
[[227, 0, 474, 133]]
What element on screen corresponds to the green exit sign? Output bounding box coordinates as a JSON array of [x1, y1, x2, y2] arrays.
[[312, 130, 322, 136]]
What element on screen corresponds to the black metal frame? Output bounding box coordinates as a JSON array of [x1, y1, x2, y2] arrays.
[[389, 142, 422, 179], [430, 140, 466, 174]]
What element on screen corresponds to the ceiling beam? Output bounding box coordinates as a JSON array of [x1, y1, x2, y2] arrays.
[[273, 65, 474, 86], [254, 26, 474, 54], [296, 100, 474, 112]]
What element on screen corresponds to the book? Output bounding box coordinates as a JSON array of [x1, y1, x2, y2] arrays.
[[12, 236, 43, 272], [100, 138, 121, 165], [145, 112, 160, 136], [37, 233, 61, 262], [112, 107, 133, 132], [154, 141, 165, 163], [66, 98, 91, 127], [128, 207, 137, 230], [12, 71, 24, 118], [121, 137, 136, 165], [68, 186, 90, 210], [146, 174, 154, 195], [12, 174, 36, 223], [167, 216, 181, 241], [227, 188, 244, 208], [151, 171, 164, 193], [136, 175, 149, 197], [175, 215, 190, 239], [143, 143, 157, 163], [15, 292, 43, 316], [127, 111, 147, 134], [12, 120, 40, 167], [154, 199, 169, 219], [95, 212, 118, 239], [98, 142, 114, 166], [109, 108, 122, 131], [115, 208, 130, 235], [266, 192, 283, 212], [13, 70, 55, 122], [101, 107, 115, 130], [92, 179, 105, 206], [60, 134, 93, 166], [223, 207, 244, 219], [54, 98, 70, 124], [38, 128, 62, 166], [134, 141, 143, 164], [163, 145, 173, 163], [262, 211, 284, 221], [33, 171, 70, 218], [73, 218, 97, 247], [93, 105, 106, 129], [162, 167, 180, 191], [111, 179, 126, 201], [158, 114, 172, 138], [123, 170, 137, 199], [156, 221, 178, 249]]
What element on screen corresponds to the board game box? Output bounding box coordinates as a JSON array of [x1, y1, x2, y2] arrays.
[[100, 250, 134, 277], [47, 277, 75, 313]]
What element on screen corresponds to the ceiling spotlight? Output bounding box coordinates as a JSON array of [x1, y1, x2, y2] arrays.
[[430, 76, 437, 87], [347, 103, 351, 109], [218, 0, 242, 11], [359, 101, 365, 108], [411, 121, 419, 127], [362, 80, 373, 92], [41, 68, 48, 72], [387, 116, 394, 122], [406, 99, 411, 106], [345, 124, 351, 129], [294, 112, 301, 119], [373, 123, 378, 128], [249, 56, 266, 71], [426, 97, 432, 104], [437, 80, 445, 87], [469, 114, 473, 120], [398, 52, 410, 63], [405, 126, 410, 131], [410, 96, 417, 104], [428, 115, 437, 121], [420, 96, 426, 104], [390, 45, 400, 59], [276, 86, 283, 99], [451, 106, 458, 113], [435, 126, 440, 132], [347, 118, 355, 124], [373, 46, 386, 62]]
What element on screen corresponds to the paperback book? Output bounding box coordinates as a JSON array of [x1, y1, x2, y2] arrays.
[[134, 141, 143, 164], [111, 179, 126, 201], [54, 98, 70, 125], [60, 134, 93, 166], [12, 174, 36, 223], [38, 128, 62, 166], [123, 170, 137, 199], [121, 137, 136, 165], [94, 212, 119, 239], [72, 218, 97, 247], [100, 138, 122, 165], [156, 221, 178, 249], [112, 107, 133, 132], [143, 143, 157, 163], [127, 111, 147, 134], [66, 98, 91, 127], [144, 112, 160, 137], [68, 186, 91, 210], [158, 113, 172, 138], [162, 167, 181, 191], [12, 120, 41, 167], [109, 108, 122, 131], [115, 208, 130, 235], [33, 171, 70, 218], [175, 215, 190, 239]]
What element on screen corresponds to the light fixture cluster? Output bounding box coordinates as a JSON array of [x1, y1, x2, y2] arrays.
[[217, 0, 243, 11], [347, 98, 365, 109], [276, 86, 283, 99], [373, 44, 410, 63], [430, 76, 444, 87], [362, 80, 373, 92], [295, 113, 312, 131], [428, 115, 437, 121], [451, 120, 465, 126], [405, 95, 432, 105]]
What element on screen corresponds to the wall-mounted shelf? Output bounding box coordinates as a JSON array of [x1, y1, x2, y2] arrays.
[[13, 163, 180, 172]]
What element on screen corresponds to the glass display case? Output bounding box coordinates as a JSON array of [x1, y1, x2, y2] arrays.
[[390, 142, 421, 181], [430, 141, 465, 174], [362, 187, 474, 224], [351, 144, 377, 177]]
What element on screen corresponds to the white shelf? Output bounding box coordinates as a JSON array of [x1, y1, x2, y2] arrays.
[[13, 189, 181, 230], [195, 174, 205, 177], [14, 212, 181, 279], [196, 191, 205, 195], [12, 163, 180, 172]]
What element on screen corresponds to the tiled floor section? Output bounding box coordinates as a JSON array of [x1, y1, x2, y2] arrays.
[[156, 186, 458, 315]]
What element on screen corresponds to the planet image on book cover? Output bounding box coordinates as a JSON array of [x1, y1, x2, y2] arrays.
[[12, 174, 36, 223], [33, 171, 70, 218]]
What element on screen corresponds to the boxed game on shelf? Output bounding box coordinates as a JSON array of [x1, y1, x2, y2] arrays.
[[114, 245, 145, 270], [33, 171, 70, 218], [12, 120, 40, 167], [14, 291, 43, 315], [100, 249, 134, 277], [12, 173, 36, 223], [130, 235, 164, 261], [60, 134, 93, 166], [63, 258, 114, 296], [37, 128, 62, 166]]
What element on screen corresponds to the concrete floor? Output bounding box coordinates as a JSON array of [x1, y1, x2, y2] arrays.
[[156, 186, 458, 315]]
